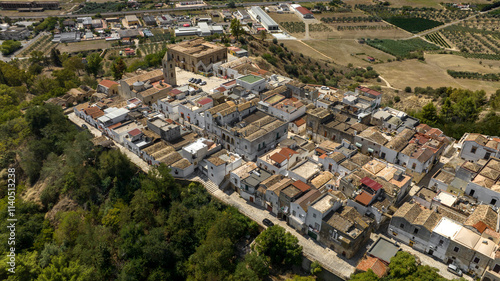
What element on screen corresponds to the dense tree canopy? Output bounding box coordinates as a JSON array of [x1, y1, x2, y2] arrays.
[[253, 225, 303, 267]]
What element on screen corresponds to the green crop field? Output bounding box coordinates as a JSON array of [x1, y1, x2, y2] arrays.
[[425, 33, 451, 48], [366, 38, 441, 58], [385, 17, 443, 33]]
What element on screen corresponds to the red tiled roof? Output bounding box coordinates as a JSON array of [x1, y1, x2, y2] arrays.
[[270, 152, 287, 164], [215, 86, 226, 92], [99, 79, 118, 88], [473, 221, 491, 234], [355, 191, 374, 206], [292, 180, 311, 192], [293, 118, 305, 127], [128, 128, 142, 136], [198, 97, 212, 105], [296, 6, 312, 15], [416, 123, 432, 133], [223, 80, 236, 86], [358, 86, 381, 96], [319, 154, 327, 159], [169, 89, 182, 96], [426, 128, 443, 138], [361, 177, 382, 191], [280, 147, 298, 158], [316, 148, 326, 155], [356, 257, 388, 278], [108, 122, 122, 130], [83, 106, 104, 118]]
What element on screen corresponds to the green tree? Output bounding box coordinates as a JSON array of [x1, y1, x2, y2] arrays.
[[253, 225, 302, 267], [389, 251, 418, 279], [50, 48, 62, 67], [230, 18, 244, 39], [242, 252, 270, 279], [54, 211, 82, 245], [310, 260, 322, 276], [350, 269, 379, 281], [37, 254, 93, 281], [188, 236, 234, 280], [85, 53, 103, 77], [420, 102, 439, 125], [490, 89, 500, 110], [286, 276, 316, 281], [63, 56, 85, 75], [260, 30, 267, 40], [1, 40, 22, 55], [110, 57, 127, 80], [440, 97, 454, 123], [405, 86, 412, 93]]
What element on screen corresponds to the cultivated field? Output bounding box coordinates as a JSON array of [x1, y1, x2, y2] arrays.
[[57, 40, 112, 54], [300, 39, 395, 66], [373, 57, 500, 94]]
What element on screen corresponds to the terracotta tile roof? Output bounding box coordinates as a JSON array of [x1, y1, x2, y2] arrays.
[[416, 123, 432, 133], [128, 128, 142, 136], [472, 221, 491, 234], [293, 118, 306, 127], [168, 89, 182, 96], [356, 257, 388, 278], [99, 79, 118, 88], [292, 180, 311, 192], [465, 205, 498, 231], [355, 191, 374, 206], [280, 147, 298, 158], [270, 152, 287, 164], [296, 6, 312, 15], [357, 86, 381, 96], [107, 122, 122, 130], [197, 97, 212, 105]]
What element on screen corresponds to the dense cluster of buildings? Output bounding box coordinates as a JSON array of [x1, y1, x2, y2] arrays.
[[68, 32, 500, 280]]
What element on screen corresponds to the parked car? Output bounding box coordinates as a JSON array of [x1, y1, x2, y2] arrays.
[[262, 218, 274, 227], [447, 264, 462, 277], [200, 81, 207, 86], [189, 78, 195, 83], [195, 78, 202, 84], [321, 86, 330, 90], [81, 124, 88, 129]]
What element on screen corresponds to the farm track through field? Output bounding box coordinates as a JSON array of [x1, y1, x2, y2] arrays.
[[403, 5, 500, 40], [297, 40, 395, 89]]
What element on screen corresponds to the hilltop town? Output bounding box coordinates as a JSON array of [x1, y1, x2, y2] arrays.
[[62, 35, 500, 280], [1, 1, 500, 280]]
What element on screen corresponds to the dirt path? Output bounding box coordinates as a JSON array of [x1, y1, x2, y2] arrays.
[[297, 40, 396, 89]]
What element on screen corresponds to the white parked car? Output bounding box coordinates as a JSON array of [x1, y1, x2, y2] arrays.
[[447, 264, 462, 277], [321, 86, 330, 90]]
